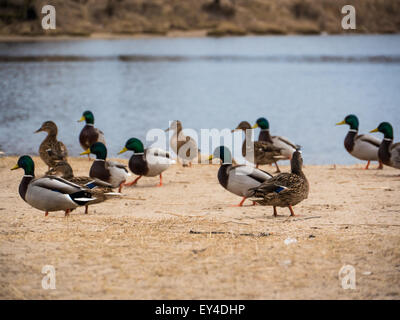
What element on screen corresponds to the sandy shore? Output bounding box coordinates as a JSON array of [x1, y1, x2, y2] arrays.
[[0, 156, 399, 299]]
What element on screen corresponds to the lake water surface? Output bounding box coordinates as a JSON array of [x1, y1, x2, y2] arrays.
[[0, 35, 399, 164]]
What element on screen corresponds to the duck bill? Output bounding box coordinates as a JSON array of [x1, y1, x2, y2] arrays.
[[118, 147, 128, 155], [80, 149, 91, 155], [336, 120, 346, 125], [77, 116, 85, 123], [10, 164, 19, 170], [34, 128, 42, 133], [251, 124, 258, 129], [370, 128, 379, 133], [208, 155, 213, 161], [164, 128, 170, 132]]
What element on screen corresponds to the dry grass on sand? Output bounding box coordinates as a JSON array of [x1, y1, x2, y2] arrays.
[[0, 156, 399, 299]]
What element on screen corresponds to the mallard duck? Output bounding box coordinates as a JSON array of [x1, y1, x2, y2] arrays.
[[250, 150, 309, 216], [118, 138, 175, 187], [232, 121, 284, 171], [48, 161, 121, 214], [165, 120, 198, 167], [337, 114, 382, 169], [35, 121, 68, 171], [208, 146, 273, 206], [11, 155, 95, 217], [78, 110, 106, 160], [80, 142, 129, 192], [370, 122, 400, 170], [252, 117, 299, 162]]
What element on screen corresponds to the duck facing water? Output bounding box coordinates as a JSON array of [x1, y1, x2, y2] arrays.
[[11, 156, 95, 217], [78, 110, 106, 160], [250, 150, 309, 216], [336, 114, 382, 169], [35, 121, 68, 172], [209, 146, 273, 207], [118, 138, 175, 187], [370, 122, 400, 171]]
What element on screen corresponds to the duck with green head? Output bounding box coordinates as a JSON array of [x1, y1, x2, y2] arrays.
[[118, 138, 175, 187], [81, 142, 129, 192], [336, 114, 383, 169], [252, 117, 300, 170], [11, 155, 95, 217], [250, 150, 309, 217], [370, 122, 400, 170], [78, 110, 106, 160], [208, 146, 273, 206], [35, 121, 68, 172]]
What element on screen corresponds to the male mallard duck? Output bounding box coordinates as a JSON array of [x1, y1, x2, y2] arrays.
[[78, 110, 106, 160], [232, 121, 283, 171], [35, 121, 68, 171], [48, 161, 120, 214], [337, 114, 382, 169], [118, 138, 175, 187], [80, 142, 129, 192], [165, 120, 198, 167], [11, 155, 95, 217], [252, 117, 299, 162], [250, 150, 309, 216], [208, 146, 273, 206], [370, 122, 400, 170]]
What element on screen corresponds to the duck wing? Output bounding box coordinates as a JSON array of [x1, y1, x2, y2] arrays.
[[32, 175, 85, 194], [356, 134, 381, 148]]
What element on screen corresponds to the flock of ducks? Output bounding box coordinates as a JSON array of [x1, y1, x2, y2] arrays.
[[10, 111, 398, 218]]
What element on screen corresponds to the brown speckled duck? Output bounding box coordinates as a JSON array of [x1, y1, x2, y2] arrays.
[[250, 150, 309, 217], [35, 121, 68, 172], [165, 120, 198, 167], [232, 121, 283, 171], [48, 161, 120, 214], [78, 110, 106, 160]]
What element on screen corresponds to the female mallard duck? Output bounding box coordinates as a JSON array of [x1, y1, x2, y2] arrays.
[[80, 142, 129, 192], [208, 146, 273, 206], [337, 114, 382, 169], [11, 155, 95, 217], [78, 110, 106, 160], [165, 120, 198, 167], [250, 150, 309, 216], [35, 121, 68, 171], [252, 117, 299, 163], [48, 161, 120, 214], [118, 138, 175, 187], [370, 122, 400, 170], [232, 121, 283, 170]]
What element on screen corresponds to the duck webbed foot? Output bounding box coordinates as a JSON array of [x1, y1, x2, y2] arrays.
[[364, 160, 371, 170], [124, 176, 142, 187], [288, 205, 297, 217], [231, 197, 247, 207], [274, 161, 281, 173], [156, 174, 163, 187], [377, 161, 384, 170]]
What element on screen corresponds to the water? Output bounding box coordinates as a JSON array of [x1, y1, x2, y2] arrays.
[[0, 35, 399, 164]]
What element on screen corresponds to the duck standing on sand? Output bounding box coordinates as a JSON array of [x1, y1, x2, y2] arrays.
[[118, 138, 175, 187], [165, 120, 198, 167], [208, 146, 273, 207], [336, 114, 382, 169], [252, 117, 299, 172], [370, 122, 400, 171], [48, 161, 121, 214], [11, 155, 95, 217], [250, 150, 309, 217], [232, 121, 283, 169], [80, 142, 129, 192], [35, 121, 68, 172], [78, 110, 106, 160]]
